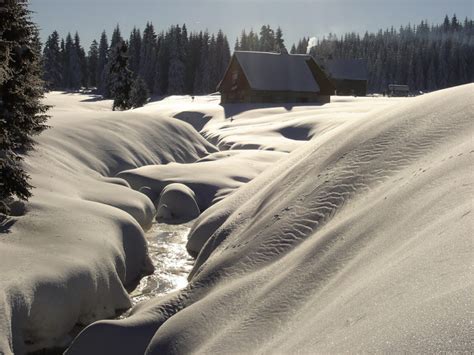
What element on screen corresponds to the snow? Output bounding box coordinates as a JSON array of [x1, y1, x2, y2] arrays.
[[156, 183, 200, 222], [0, 92, 216, 354], [117, 149, 285, 212], [65, 84, 473, 354], [2, 85, 472, 354]]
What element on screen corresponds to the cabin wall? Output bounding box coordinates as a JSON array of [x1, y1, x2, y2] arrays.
[[333, 79, 367, 96], [222, 90, 330, 104]]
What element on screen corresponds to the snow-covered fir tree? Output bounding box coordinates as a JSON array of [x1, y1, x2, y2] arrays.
[[0, 0, 49, 206], [130, 76, 149, 108], [108, 40, 132, 110]]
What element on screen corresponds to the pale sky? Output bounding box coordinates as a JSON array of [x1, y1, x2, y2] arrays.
[[31, 0, 473, 50]]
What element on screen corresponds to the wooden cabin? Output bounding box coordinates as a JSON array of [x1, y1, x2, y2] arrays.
[[388, 84, 409, 97], [321, 59, 368, 96], [217, 51, 335, 104]]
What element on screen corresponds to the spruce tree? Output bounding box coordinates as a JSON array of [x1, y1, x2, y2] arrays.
[[96, 31, 109, 95], [167, 25, 186, 94], [194, 31, 210, 94], [128, 27, 142, 78], [63, 33, 74, 88], [156, 31, 170, 95], [42, 30, 62, 90], [139, 22, 158, 92], [130, 77, 149, 108], [274, 27, 286, 52], [74, 32, 87, 89], [108, 40, 132, 110], [0, 0, 49, 205], [110, 25, 123, 49], [87, 40, 99, 88]]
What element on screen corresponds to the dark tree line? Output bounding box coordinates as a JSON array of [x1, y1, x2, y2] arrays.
[[1, 0, 49, 210], [294, 15, 474, 93], [235, 25, 286, 52], [42, 23, 232, 108]]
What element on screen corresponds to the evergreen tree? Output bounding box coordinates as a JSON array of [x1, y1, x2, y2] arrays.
[[0, 0, 49, 205], [42, 30, 62, 89], [295, 15, 473, 92], [274, 27, 286, 52], [87, 39, 99, 88], [184, 32, 202, 94], [139, 22, 157, 92], [156, 30, 170, 95], [194, 31, 210, 94], [96, 31, 109, 95], [110, 25, 123, 49], [74, 32, 87, 88], [62, 33, 73, 88], [167, 25, 186, 94], [130, 76, 149, 108], [128, 27, 142, 78], [259, 25, 275, 51], [108, 40, 132, 110]]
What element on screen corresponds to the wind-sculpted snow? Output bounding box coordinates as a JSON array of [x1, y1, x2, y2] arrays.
[[117, 150, 285, 214], [66, 85, 473, 354], [0, 93, 216, 354]]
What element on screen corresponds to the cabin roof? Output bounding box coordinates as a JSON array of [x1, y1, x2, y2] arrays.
[[232, 51, 321, 93], [323, 59, 368, 81]]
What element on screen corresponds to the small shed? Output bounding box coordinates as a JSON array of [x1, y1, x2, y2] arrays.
[[321, 59, 368, 96], [217, 51, 335, 104], [388, 84, 409, 97]]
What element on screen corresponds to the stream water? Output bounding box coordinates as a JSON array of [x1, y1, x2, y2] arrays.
[[125, 222, 194, 311]]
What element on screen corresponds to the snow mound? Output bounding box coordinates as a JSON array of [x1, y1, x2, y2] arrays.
[[66, 84, 474, 354], [0, 92, 216, 354], [117, 150, 285, 212], [156, 183, 200, 222]]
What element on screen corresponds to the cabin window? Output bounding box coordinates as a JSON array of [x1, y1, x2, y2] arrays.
[[231, 71, 239, 90]]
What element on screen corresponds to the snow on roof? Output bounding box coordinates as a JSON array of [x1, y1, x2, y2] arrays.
[[323, 59, 368, 81], [234, 51, 321, 93]]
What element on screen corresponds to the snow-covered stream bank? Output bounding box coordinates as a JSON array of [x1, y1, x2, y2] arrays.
[[67, 85, 473, 354], [5, 89, 471, 354]]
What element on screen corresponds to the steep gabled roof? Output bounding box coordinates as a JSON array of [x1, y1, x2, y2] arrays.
[[233, 51, 320, 93], [323, 59, 368, 81]]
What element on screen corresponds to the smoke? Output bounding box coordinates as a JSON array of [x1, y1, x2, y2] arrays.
[[306, 37, 317, 54]]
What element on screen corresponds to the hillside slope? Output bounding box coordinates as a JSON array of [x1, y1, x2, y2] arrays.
[[68, 84, 473, 354]]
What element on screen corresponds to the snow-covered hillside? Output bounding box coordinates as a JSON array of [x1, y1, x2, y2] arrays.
[[0, 92, 219, 354], [65, 85, 473, 354], [1, 86, 472, 354]]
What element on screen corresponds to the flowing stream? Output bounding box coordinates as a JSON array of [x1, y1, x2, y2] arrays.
[[124, 221, 194, 313]]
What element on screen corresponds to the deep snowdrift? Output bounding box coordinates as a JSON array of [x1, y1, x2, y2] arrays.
[[0, 92, 217, 354], [117, 149, 285, 214], [67, 85, 473, 354]]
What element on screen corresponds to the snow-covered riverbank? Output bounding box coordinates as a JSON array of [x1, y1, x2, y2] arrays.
[[1, 86, 472, 354], [68, 85, 473, 354]]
